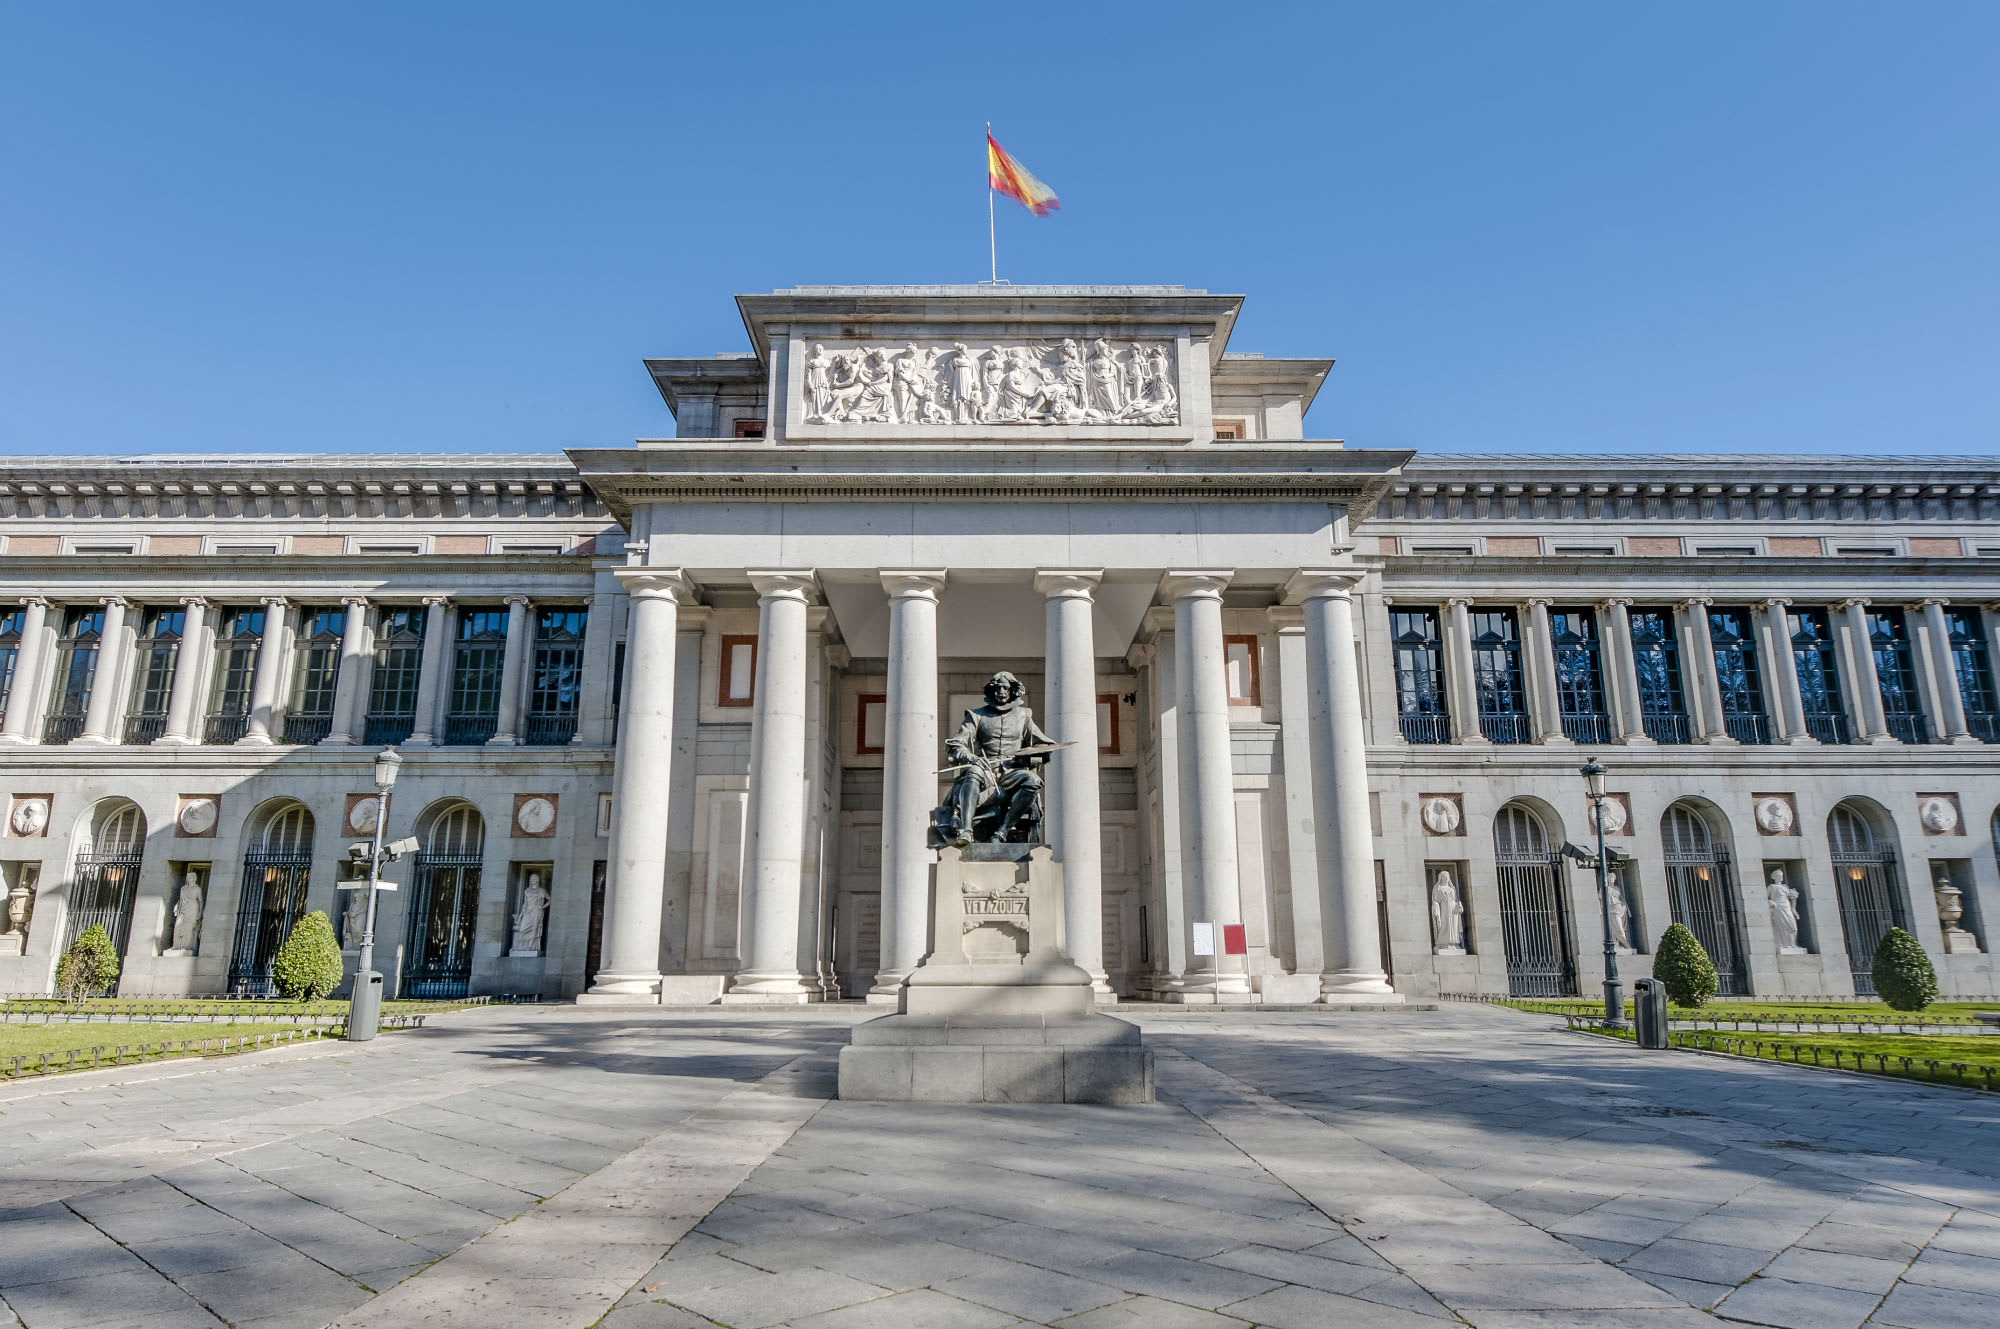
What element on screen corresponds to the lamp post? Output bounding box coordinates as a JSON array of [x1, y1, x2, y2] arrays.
[[1580, 758, 1627, 1030], [346, 746, 401, 1042]]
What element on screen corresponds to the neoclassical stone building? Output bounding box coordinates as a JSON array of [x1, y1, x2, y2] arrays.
[[1, 285, 1995, 1003]]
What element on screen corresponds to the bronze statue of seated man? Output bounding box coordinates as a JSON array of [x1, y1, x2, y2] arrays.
[[929, 671, 1056, 847]]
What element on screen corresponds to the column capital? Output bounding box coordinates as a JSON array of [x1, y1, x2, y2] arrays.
[[880, 569, 948, 600], [1598, 597, 1634, 610], [1160, 570, 1233, 602], [1911, 597, 1949, 610], [17, 595, 49, 610], [1677, 596, 1713, 611], [422, 593, 454, 608], [340, 594, 369, 609], [100, 595, 130, 610], [1835, 596, 1872, 612], [503, 593, 533, 608], [1282, 569, 1364, 603], [1522, 596, 1555, 610], [260, 595, 289, 610], [1444, 595, 1475, 610], [1752, 597, 1792, 612], [178, 596, 212, 610], [1265, 605, 1305, 633], [613, 567, 696, 603], [1033, 569, 1102, 599], [746, 570, 818, 603]]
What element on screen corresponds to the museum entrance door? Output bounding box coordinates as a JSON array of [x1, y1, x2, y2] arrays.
[[1829, 803, 1904, 995], [228, 804, 315, 995], [1494, 804, 1577, 996], [63, 803, 146, 964], [1661, 804, 1748, 995], [403, 804, 483, 998]]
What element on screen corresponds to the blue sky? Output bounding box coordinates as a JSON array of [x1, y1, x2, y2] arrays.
[[2, 4, 1995, 457]]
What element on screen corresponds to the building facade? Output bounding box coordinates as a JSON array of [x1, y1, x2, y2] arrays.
[[1, 285, 1995, 1003]]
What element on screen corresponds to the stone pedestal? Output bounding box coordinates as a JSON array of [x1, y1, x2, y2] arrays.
[[0, 934, 22, 957], [838, 845, 1153, 1104]]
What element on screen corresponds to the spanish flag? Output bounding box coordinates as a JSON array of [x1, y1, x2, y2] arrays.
[[988, 130, 1059, 217]]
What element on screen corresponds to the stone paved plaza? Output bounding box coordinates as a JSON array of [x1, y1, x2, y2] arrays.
[[1, 1004, 1996, 1329]]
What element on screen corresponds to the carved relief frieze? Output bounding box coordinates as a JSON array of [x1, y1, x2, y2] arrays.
[[802, 339, 1178, 428]]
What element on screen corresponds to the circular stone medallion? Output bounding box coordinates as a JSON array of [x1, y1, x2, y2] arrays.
[[1420, 797, 1462, 835], [177, 799, 218, 836], [347, 797, 380, 835], [1754, 797, 1795, 835], [1920, 797, 1960, 834], [8, 798, 48, 837], [516, 797, 556, 835], [1593, 798, 1628, 835]]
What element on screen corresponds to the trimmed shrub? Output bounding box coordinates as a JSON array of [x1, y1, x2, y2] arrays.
[[1653, 922, 1718, 1008], [1870, 927, 1938, 1012], [55, 924, 121, 1007], [271, 911, 344, 1001]]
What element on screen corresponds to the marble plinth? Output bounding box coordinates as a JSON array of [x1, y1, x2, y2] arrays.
[[837, 844, 1152, 1104]]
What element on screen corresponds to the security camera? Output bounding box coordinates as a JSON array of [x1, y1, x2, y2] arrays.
[[347, 842, 372, 861], [1605, 847, 1633, 865], [386, 836, 421, 860], [1559, 841, 1596, 865]]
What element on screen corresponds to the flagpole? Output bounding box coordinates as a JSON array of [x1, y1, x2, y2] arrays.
[[986, 122, 998, 283]]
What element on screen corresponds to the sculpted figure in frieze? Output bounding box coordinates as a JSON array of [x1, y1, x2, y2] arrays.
[[803, 339, 1178, 426]]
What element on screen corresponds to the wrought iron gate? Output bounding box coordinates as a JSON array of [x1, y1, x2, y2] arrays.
[[61, 849, 144, 969], [403, 850, 482, 998], [1495, 806, 1576, 996], [228, 852, 313, 994], [1833, 850, 1904, 995], [1662, 807, 1748, 995]]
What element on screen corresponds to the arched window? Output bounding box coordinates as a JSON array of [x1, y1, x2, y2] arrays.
[[1661, 804, 1747, 993], [405, 805, 484, 997], [1828, 802, 1906, 995], [63, 801, 147, 966], [1493, 804, 1575, 997], [228, 802, 315, 995]]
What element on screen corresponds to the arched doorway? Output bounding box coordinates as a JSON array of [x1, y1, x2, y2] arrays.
[[1494, 803, 1576, 996], [63, 801, 146, 962], [227, 803, 315, 994], [1661, 803, 1748, 994], [1828, 802, 1906, 995], [404, 804, 484, 998]]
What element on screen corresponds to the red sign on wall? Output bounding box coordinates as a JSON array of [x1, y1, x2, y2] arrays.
[[1221, 923, 1248, 956]]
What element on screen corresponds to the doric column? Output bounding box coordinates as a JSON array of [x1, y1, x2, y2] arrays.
[[489, 594, 533, 745], [76, 597, 131, 744], [1038, 569, 1110, 997], [323, 597, 370, 746], [587, 569, 692, 997], [1678, 597, 1733, 744], [1917, 599, 1975, 743], [160, 598, 213, 744], [1288, 571, 1395, 999], [1441, 597, 1487, 744], [1836, 598, 1893, 742], [1754, 598, 1813, 744], [1521, 598, 1567, 744], [1598, 599, 1650, 744], [406, 596, 452, 747], [238, 597, 289, 744], [1161, 571, 1250, 995], [872, 571, 945, 998], [727, 571, 819, 1002], [1267, 610, 1325, 975], [0, 598, 52, 743]]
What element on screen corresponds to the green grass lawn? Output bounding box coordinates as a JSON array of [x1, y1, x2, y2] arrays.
[[2, 997, 472, 1021], [1498, 997, 1996, 1026], [0, 1020, 336, 1069], [1582, 1023, 2000, 1091]]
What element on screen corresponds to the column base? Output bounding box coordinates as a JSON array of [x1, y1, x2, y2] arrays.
[[1537, 734, 1575, 746], [71, 735, 114, 746], [579, 970, 662, 1001], [1322, 970, 1397, 998], [235, 734, 275, 747], [1700, 734, 1739, 746], [575, 991, 660, 1006], [0, 735, 34, 746], [1784, 734, 1822, 747], [722, 988, 823, 1005], [864, 992, 902, 1006], [486, 735, 519, 747], [1618, 735, 1658, 746], [724, 972, 821, 1003], [869, 969, 911, 999], [1866, 734, 1902, 746], [1949, 733, 1985, 746], [322, 734, 357, 747], [1320, 991, 1407, 1005]]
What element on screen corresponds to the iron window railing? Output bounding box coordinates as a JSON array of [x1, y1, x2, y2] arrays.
[[283, 714, 334, 745], [1969, 712, 2000, 744], [204, 713, 251, 744], [1884, 712, 1933, 746], [1720, 713, 1772, 745], [1479, 713, 1532, 744], [364, 713, 416, 746], [1560, 713, 1612, 744], [522, 713, 577, 745], [42, 712, 87, 745], [442, 713, 497, 745], [1642, 713, 1692, 745], [122, 713, 168, 745], [1803, 711, 1851, 745], [1399, 714, 1451, 744]]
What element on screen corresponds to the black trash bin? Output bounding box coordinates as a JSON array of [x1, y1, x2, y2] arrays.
[[1634, 978, 1669, 1049]]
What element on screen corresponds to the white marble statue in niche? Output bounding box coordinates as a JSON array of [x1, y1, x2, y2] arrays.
[[166, 870, 203, 954], [1768, 866, 1806, 954], [341, 883, 368, 948], [1606, 874, 1635, 954], [1430, 869, 1466, 955], [511, 871, 551, 957], [803, 340, 1177, 426]]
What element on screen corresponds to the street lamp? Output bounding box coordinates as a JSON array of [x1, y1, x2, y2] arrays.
[[1580, 758, 1628, 1030], [346, 747, 402, 1042]]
